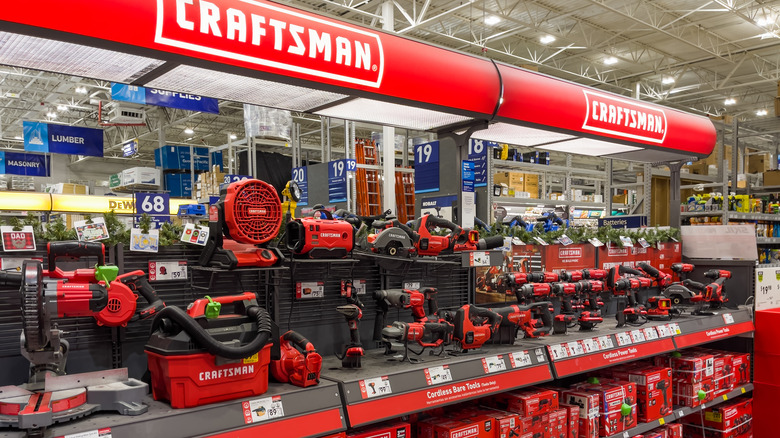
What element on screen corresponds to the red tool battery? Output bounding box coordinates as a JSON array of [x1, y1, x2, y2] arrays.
[[145, 292, 276, 408], [347, 421, 411, 438]]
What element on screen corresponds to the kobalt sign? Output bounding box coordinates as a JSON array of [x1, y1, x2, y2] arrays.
[[156, 0, 384, 87], [582, 90, 667, 143]]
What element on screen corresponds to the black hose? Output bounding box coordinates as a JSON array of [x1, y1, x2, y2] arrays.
[[151, 305, 273, 360], [479, 235, 505, 250]]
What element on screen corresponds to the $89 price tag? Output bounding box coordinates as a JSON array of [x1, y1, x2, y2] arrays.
[[243, 396, 284, 424]]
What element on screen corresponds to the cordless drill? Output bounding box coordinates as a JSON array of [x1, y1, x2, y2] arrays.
[[577, 279, 604, 330], [560, 268, 609, 282], [516, 283, 553, 304], [551, 282, 582, 334], [671, 263, 695, 282], [656, 378, 672, 416], [336, 304, 364, 368], [608, 267, 648, 328], [637, 262, 673, 288]]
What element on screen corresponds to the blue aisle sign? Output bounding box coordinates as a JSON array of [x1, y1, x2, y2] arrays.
[[468, 139, 496, 187], [23, 122, 103, 157], [223, 175, 253, 184], [111, 83, 220, 114], [122, 138, 138, 157], [414, 141, 440, 193], [0, 151, 50, 176], [328, 160, 350, 203], [598, 215, 647, 229], [292, 166, 308, 206], [135, 193, 171, 228], [462, 160, 475, 193]]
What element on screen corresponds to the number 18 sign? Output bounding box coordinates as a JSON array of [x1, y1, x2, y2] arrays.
[[414, 141, 439, 193]]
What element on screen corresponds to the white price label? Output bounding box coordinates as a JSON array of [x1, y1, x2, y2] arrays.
[[582, 338, 600, 353], [656, 325, 671, 338], [403, 281, 421, 290], [549, 344, 569, 360], [482, 355, 507, 373], [567, 341, 585, 356], [243, 396, 284, 424], [668, 323, 682, 335], [630, 329, 647, 343], [57, 429, 113, 438], [148, 260, 187, 281], [341, 279, 366, 296], [598, 336, 614, 349], [424, 365, 452, 385], [469, 251, 491, 267], [643, 327, 659, 340], [296, 281, 324, 299], [723, 313, 735, 324], [509, 351, 532, 368], [360, 376, 392, 399], [616, 332, 633, 346]]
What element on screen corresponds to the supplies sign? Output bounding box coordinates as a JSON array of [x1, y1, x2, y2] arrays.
[[414, 141, 439, 193], [148, 260, 187, 281], [111, 83, 219, 114]]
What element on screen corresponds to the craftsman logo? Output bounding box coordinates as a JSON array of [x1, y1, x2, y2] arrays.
[[582, 90, 667, 143], [199, 364, 255, 380], [155, 0, 385, 88], [320, 233, 342, 238], [559, 247, 582, 258], [607, 246, 629, 256], [451, 425, 480, 438], [248, 208, 266, 215]]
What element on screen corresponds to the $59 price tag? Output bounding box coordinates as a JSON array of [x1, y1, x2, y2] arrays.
[[148, 260, 187, 281]]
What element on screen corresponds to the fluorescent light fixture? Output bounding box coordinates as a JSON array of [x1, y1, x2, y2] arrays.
[[757, 109, 768, 116], [756, 16, 774, 26], [540, 35, 556, 44], [46, 111, 57, 119], [0, 32, 164, 83], [146, 65, 348, 112], [75, 86, 88, 94], [603, 56, 618, 65], [57, 104, 68, 111], [230, 134, 238, 140], [662, 77, 675, 84], [14, 136, 22, 140], [536, 138, 640, 156], [315, 98, 472, 131], [725, 98, 736, 105], [50, 194, 194, 214], [471, 122, 576, 146], [184, 128, 194, 134], [760, 31, 778, 39], [484, 15, 502, 26], [0, 192, 51, 211]]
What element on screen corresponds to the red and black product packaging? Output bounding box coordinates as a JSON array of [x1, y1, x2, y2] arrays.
[[476, 407, 520, 438], [560, 390, 599, 438], [671, 351, 715, 383], [730, 353, 751, 386], [487, 387, 559, 417], [663, 423, 683, 438], [347, 421, 411, 438], [549, 408, 568, 438], [673, 376, 715, 408], [574, 381, 638, 437], [145, 292, 278, 408], [710, 352, 735, 396], [682, 397, 752, 438], [560, 404, 578, 438], [626, 367, 673, 422], [430, 415, 496, 438], [637, 429, 666, 438]]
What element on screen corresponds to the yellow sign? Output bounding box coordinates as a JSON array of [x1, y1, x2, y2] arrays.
[[243, 353, 259, 364]]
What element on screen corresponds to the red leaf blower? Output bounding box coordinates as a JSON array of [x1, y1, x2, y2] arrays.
[[415, 214, 504, 256], [270, 331, 322, 388]]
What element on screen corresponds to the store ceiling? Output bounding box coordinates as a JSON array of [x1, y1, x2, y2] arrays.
[[0, 0, 779, 166]]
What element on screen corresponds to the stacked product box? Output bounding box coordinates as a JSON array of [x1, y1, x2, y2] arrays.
[[572, 380, 638, 437], [629, 423, 682, 438], [483, 387, 560, 437], [655, 351, 716, 408], [682, 397, 752, 438], [603, 364, 673, 423], [560, 389, 600, 438], [345, 422, 410, 438]]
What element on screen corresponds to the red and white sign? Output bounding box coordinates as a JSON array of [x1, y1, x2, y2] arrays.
[[558, 247, 582, 259], [582, 90, 667, 143], [55, 429, 112, 438], [674, 321, 754, 349], [552, 338, 676, 377]]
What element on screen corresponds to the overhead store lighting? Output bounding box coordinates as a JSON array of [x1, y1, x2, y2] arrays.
[[536, 137, 640, 156], [146, 65, 348, 112], [757, 109, 768, 116], [46, 110, 57, 119], [13, 136, 21, 140], [0, 32, 164, 83], [471, 123, 576, 146], [603, 56, 618, 65], [540, 35, 556, 44], [75, 86, 88, 94], [725, 98, 736, 105], [230, 134, 238, 140], [756, 16, 775, 26], [184, 128, 194, 135], [662, 77, 675, 84], [0, 192, 51, 211], [315, 98, 472, 131], [484, 16, 502, 26], [56, 104, 68, 111]]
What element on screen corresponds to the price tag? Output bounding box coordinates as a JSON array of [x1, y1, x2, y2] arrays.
[[56, 429, 113, 438], [243, 396, 284, 424], [533, 236, 549, 246], [588, 237, 605, 247], [616, 332, 633, 346], [679, 410, 685, 417], [148, 260, 187, 281], [668, 323, 682, 335], [295, 281, 324, 299], [558, 235, 574, 246], [469, 251, 491, 267], [549, 344, 569, 360], [360, 376, 392, 399], [630, 329, 647, 343], [341, 279, 366, 297], [424, 365, 452, 385], [482, 355, 506, 373], [567, 341, 585, 356], [659, 418, 665, 426], [656, 324, 671, 338], [622, 433, 629, 438], [403, 281, 421, 290], [644, 327, 659, 340], [598, 336, 614, 349], [509, 351, 532, 368], [723, 313, 735, 324], [582, 338, 600, 353]]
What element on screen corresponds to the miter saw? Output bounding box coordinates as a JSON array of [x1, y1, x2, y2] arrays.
[[0, 259, 149, 433]]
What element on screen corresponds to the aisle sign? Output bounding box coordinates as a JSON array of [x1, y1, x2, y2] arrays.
[[135, 193, 170, 227], [23, 121, 103, 157], [292, 166, 309, 206], [111, 83, 220, 114], [223, 174, 253, 184], [0, 151, 50, 177], [414, 141, 439, 193], [148, 260, 187, 281], [468, 139, 496, 187], [122, 139, 138, 157], [328, 159, 349, 203]]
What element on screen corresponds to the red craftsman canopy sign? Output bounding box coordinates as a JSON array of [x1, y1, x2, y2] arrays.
[[0, 0, 715, 157]]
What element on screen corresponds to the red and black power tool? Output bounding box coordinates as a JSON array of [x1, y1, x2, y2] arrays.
[[560, 268, 609, 282], [146, 292, 278, 408], [199, 178, 284, 269], [380, 320, 454, 361], [577, 279, 605, 330], [637, 262, 673, 288], [440, 305, 502, 352], [270, 331, 322, 388], [415, 214, 504, 256], [366, 214, 419, 257], [372, 288, 439, 340], [646, 296, 674, 320], [551, 281, 583, 333], [608, 266, 648, 328], [336, 304, 364, 368], [286, 208, 355, 258], [489, 301, 554, 342], [515, 282, 553, 304], [684, 274, 730, 314], [671, 262, 695, 281]]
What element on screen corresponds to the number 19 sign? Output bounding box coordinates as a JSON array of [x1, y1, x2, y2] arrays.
[[415, 141, 439, 193], [328, 159, 355, 203]]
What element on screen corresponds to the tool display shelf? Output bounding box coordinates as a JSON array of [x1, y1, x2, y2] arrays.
[[320, 344, 552, 428], [524, 307, 753, 378], [0, 381, 345, 438], [604, 383, 753, 438]]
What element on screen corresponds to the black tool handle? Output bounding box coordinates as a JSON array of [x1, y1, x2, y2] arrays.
[[638, 262, 660, 277], [619, 265, 644, 276], [683, 279, 706, 291], [119, 270, 166, 322], [468, 305, 503, 330], [531, 302, 553, 336], [422, 287, 439, 315], [48, 241, 105, 270], [282, 330, 314, 351], [422, 215, 460, 233], [0, 270, 22, 285]]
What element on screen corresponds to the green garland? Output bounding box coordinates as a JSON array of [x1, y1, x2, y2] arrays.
[[478, 222, 681, 246]]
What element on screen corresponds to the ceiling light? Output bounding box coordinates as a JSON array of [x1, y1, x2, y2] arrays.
[[540, 35, 556, 44], [757, 109, 768, 116], [662, 77, 675, 84], [46, 111, 57, 119], [14, 136, 21, 140], [603, 56, 618, 65], [230, 134, 237, 140], [57, 104, 68, 111], [760, 31, 779, 39], [724, 98, 736, 105], [484, 15, 502, 26], [75, 86, 88, 94], [756, 16, 775, 26], [184, 128, 194, 135]]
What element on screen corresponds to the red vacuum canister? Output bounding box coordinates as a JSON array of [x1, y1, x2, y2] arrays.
[[145, 292, 277, 408]]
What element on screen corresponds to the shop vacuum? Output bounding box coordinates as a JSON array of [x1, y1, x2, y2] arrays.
[[145, 292, 280, 408]]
